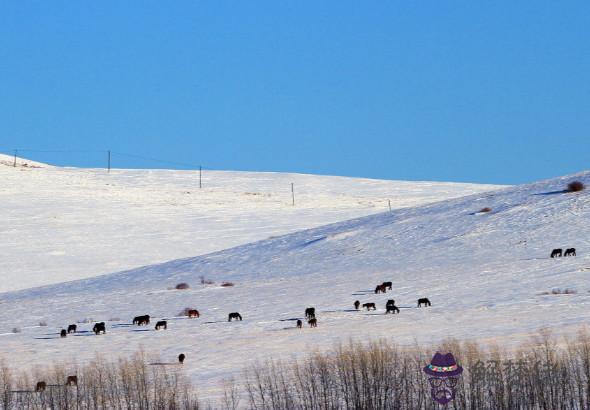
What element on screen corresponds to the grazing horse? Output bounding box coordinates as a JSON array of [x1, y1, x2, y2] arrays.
[[308, 318, 317, 328], [187, 309, 200, 318], [155, 321, 167, 330], [417, 298, 431, 307], [133, 315, 150, 326], [551, 249, 563, 258], [93, 322, 106, 335], [386, 299, 396, 308], [305, 307, 315, 319], [564, 248, 576, 257], [382, 281, 393, 290], [66, 376, 78, 386], [354, 300, 360, 310], [67, 324, 77, 334], [386, 305, 400, 314], [375, 284, 386, 294], [60, 329, 67, 338], [228, 312, 242, 321], [363, 303, 377, 311], [178, 354, 185, 364], [296, 319, 303, 328], [35, 381, 46, 392]]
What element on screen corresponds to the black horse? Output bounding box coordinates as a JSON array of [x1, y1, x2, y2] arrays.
[[60, 329, 67, 338], [551, 249, 563, 258], [382, 281, 393, 290], [417, 298, 431, 307], [93, 322, 106, 335], [386, 299, 396, 308], [354, 300, 360, 310], [564, 248, 576, 257], [155, 321, 167, 330], [178, 354, 185, 364], [228, 312, 242, 321], [386, 305, 400, 314], [67, 324, 77, 334], [296, 319, 303, 328], [133, 315, 150, 326], [305, 307, 315, 319]]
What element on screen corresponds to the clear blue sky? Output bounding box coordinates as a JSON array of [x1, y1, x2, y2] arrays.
[[1, 2, 588, 184]]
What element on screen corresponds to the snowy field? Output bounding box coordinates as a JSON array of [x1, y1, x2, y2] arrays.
[[0, 154, 499, 292], [4, 158, 590, 403]]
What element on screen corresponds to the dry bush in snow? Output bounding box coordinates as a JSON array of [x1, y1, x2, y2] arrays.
[[567, 181, 585, 192]]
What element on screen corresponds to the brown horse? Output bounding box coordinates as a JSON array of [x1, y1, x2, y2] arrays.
[[363, 303, 377, 311], [354, 300, 360, 310], [66, 376, 78, 386], [187, 309, 200, 318], [308, 318, 317, 328], [35, 381, 46, 392], [375, 284, 386, 294]]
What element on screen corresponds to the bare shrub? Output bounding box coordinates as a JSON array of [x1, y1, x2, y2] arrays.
[[567, 180, 585, 192], [479, 207, 492, 213], [220, 282, 235, 287], [10, 328, 20, 334], [178, 307, 198, 317], [77, 318, 94, 324], [38, 321, 47, 327], [200, 276, 214, 285], [175, 282, 190, 290]]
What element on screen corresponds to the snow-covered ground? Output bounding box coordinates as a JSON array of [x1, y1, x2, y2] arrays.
[[0, 153, 499, 292], [5, 158, 590, 403]]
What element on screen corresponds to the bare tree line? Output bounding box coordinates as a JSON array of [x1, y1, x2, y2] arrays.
[[237, 329, 590, 410], [3, 330, 590, 409]]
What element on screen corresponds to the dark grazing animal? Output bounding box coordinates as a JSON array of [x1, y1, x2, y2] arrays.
[[354, 300, 360, 310], [305, 307, 315, 319], [382, 281, 393, 290], [93, 322, 106, 335], [133, 315, 150, 326], [375, 284, 386, 294], [308, 318, 317, 328], [66, 376, 78, 386], [564, 248, 576, 257], [386, 305, 400, 314], [363, 303, 377, 311], [155, 320, 167, 330], [187, 309, 200, 318], [178, 354, 185, 364], [296, 319, 302, 328], [386, 299, 396, 308], [551, 249, 563, 258], [35, 381, 46, 392], [67, 324, 77, 334], [60, 329, 67, 338], [417, 298, 431, 307], [228, 312, 242, 321]]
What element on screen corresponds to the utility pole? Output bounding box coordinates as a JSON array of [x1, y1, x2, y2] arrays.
[[13, 150, 17, 167], [107, 150, 111, 173], [291, 183, 295, 206], [199, 166, 202, 189]]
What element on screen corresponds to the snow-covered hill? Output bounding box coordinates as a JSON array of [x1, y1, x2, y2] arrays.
[[0, 153, 499, 291], [0, 169, 588, 401]]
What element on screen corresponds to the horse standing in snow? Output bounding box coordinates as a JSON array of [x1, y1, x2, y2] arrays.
[[93, 322, 106, 335], [354, 300, 360, 310], [187, 309, 200, 318], [375, 284, 386, 294], [67, 324, 77, 334], [382, 281, 393, 290], [564, 248, 576, 257], [155, 321, 167, 330], [296, 319, 302, 328], [417, 298, 431, 307], [308, 318, 317, 328], [305, 307, 315, 319], [363, 303, 376, 311], [551, 249, 563, 258], [228, 312, 242, 321]]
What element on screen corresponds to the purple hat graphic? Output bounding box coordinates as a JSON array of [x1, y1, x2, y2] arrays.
[[423, 352, 463, 377]]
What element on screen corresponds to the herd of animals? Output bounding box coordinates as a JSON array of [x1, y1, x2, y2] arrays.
[[53, 247, 577, 352]]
